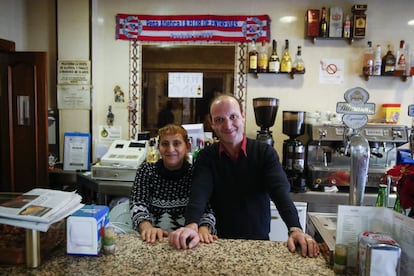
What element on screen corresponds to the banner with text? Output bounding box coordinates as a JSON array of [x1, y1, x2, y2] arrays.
[[116, 14, 270, 42]]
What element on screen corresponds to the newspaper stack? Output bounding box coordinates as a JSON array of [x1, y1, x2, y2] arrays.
[[0, 188, 84, 232]]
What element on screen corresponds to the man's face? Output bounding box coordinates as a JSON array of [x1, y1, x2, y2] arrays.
[[210, 96, 245, 144]]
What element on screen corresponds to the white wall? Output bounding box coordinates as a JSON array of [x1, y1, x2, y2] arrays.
[[92, 0, 414, 157]]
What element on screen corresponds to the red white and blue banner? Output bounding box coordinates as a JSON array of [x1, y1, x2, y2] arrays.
[[116, 14, 270, 42]]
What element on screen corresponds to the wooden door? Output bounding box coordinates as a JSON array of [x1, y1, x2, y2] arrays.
[[0, 51, 49, 192]]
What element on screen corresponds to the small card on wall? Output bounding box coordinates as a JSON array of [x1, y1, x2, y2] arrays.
[[63, 132, 91, 171]]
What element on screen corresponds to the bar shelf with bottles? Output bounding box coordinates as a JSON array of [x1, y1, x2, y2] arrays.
[[248, 39, 305, 80], [306, 5, 366, 45], [362, 40, 412, 82]]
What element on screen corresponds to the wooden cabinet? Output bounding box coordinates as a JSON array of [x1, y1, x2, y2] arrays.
[[0, 42, 49, 192]]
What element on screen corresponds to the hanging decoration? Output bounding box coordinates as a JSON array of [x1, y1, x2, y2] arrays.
[[116, 14, 270, 42]]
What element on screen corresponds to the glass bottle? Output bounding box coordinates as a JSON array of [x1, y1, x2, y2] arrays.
[[362, 41, 374, 76], [395, 40, 407, 76], [343, 15, 351, 38], [258, 40, 268, 73], [268, 39, 280, 73], [248, 39, 258, 73], [319, 7, 329, 38], [375, 184, 387, 207], [293, 45, 305, 74], [280, 39, 292, 73], [381, 44, 396, 76], [373, 44, 382, 76], [146, 138, 160, 163], [393, 192, 403, 214]]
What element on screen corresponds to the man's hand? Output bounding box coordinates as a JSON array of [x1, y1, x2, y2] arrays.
[[287, 230, 320, 258], [169, 223, 200, 249], [139, 221, 168, 243], [198, 226, 218, 244]]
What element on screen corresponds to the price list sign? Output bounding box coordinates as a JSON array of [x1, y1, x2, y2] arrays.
[[168, 72, 203, 98]]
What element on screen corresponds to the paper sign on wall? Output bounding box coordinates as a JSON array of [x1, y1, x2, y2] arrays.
[[168, 72, 203, 98], [319, 58, 344, 84]]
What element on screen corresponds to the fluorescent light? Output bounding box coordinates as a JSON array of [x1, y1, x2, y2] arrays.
[[279, 16, 297, 24]]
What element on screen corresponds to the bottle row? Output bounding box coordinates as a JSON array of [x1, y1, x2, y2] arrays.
[[362, 40, 414, 78], [248, 39, 305, 75], [306, 4, 367, 40]]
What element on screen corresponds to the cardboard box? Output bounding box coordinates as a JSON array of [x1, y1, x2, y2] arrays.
[[67, 205, 109, 256], [329, 7, 343, 37], [306, 9, 320, 37]]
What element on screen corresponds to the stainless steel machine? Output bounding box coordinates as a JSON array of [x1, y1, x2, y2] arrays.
[[306, 123, 409, 190]]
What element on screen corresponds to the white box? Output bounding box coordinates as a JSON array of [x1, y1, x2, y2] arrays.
[[67, 205, 109, 256], [269, 201, 307, 241], [329, 7, 343, 38]]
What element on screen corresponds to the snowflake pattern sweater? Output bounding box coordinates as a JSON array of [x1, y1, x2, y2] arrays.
[[130, 160, 215, 233]]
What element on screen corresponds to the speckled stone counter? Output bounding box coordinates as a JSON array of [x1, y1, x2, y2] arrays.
[[0, 234, 334, 275]]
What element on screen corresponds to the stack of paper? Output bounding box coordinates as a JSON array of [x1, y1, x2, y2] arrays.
[[0, 188, 84, 232]]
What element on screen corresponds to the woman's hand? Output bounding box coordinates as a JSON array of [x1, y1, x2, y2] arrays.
[[139, 221, 168, 243], [198, 226, 218, 244]]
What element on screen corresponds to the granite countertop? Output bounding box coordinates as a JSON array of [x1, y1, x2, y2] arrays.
[[1, 234, 334, 275]]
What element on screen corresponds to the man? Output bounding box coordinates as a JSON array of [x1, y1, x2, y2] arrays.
[[168, 94, 319, 257]]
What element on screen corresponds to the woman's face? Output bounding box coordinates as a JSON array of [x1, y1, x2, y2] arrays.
[[158, 133, 190, 170]]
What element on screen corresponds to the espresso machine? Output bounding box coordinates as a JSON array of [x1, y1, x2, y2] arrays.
[[253, 97, 279, 146], [306, 123, 409, 191], [282, 111, 307, 192]]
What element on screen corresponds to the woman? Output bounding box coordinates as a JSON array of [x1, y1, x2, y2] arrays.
[[130, 124, 216, 243]]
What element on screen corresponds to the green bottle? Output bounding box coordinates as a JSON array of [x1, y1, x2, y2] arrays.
[[393, 192, 403, 214], [375, 184, 387, 207]]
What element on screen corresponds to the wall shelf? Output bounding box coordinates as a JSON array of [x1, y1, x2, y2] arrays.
[[362, 74, 411, 82], [249, 71, 305, 79], [308, 36, 362, 45]]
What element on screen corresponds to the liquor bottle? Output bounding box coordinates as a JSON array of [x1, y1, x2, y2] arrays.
[[362, 41, 374, 76], [248, 39, 258, 73], [258, 40, 268, 73], [268, 39, 280, 73], [280, 39, 292, 73], [381, 44, 396, 76], [343, 15, 351, 38], [293, 45, 305, 74], [319, 7, 329, 38], [395, 40, 407, 76], [146, 138, 160, 163], [373, 44, 382, 76], [375, 184, 387, 207]]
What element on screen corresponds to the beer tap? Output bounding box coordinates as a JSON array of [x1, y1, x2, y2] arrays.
[[336, 87, 375, 206]]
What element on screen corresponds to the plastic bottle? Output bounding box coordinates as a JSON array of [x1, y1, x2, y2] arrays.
[[373, 44, 382, 76]]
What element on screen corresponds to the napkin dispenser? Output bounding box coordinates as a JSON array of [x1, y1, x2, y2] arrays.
[[67, 205, 109, 256], [358, 232, 401, 276]]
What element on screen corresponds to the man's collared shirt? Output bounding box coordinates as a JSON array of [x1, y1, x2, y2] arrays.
[[218, 135, 247, 160]]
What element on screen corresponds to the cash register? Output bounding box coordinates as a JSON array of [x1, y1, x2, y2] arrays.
[[91, 139, 148, 181]]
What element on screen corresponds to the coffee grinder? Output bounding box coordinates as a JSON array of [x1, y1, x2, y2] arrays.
[[282, 111, 306, 192], [253, 97, 279, 146]]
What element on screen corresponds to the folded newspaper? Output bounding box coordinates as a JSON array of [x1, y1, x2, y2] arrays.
[[0, 188, 84, 232]]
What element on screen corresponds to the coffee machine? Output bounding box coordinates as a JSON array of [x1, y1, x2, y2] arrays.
[[282, 111, 307, 192], [306, 123, 409, 190], [253, 97, 279, 146]]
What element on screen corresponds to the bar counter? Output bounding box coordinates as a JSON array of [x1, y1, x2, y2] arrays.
[[1, 234, 334, 275]]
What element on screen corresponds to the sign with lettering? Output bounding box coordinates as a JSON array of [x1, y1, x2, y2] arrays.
[[336, 87, 374, 129], [116, 14, 270, 42], [58, 60, 91, 85], [168, 72, 203, 98]]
